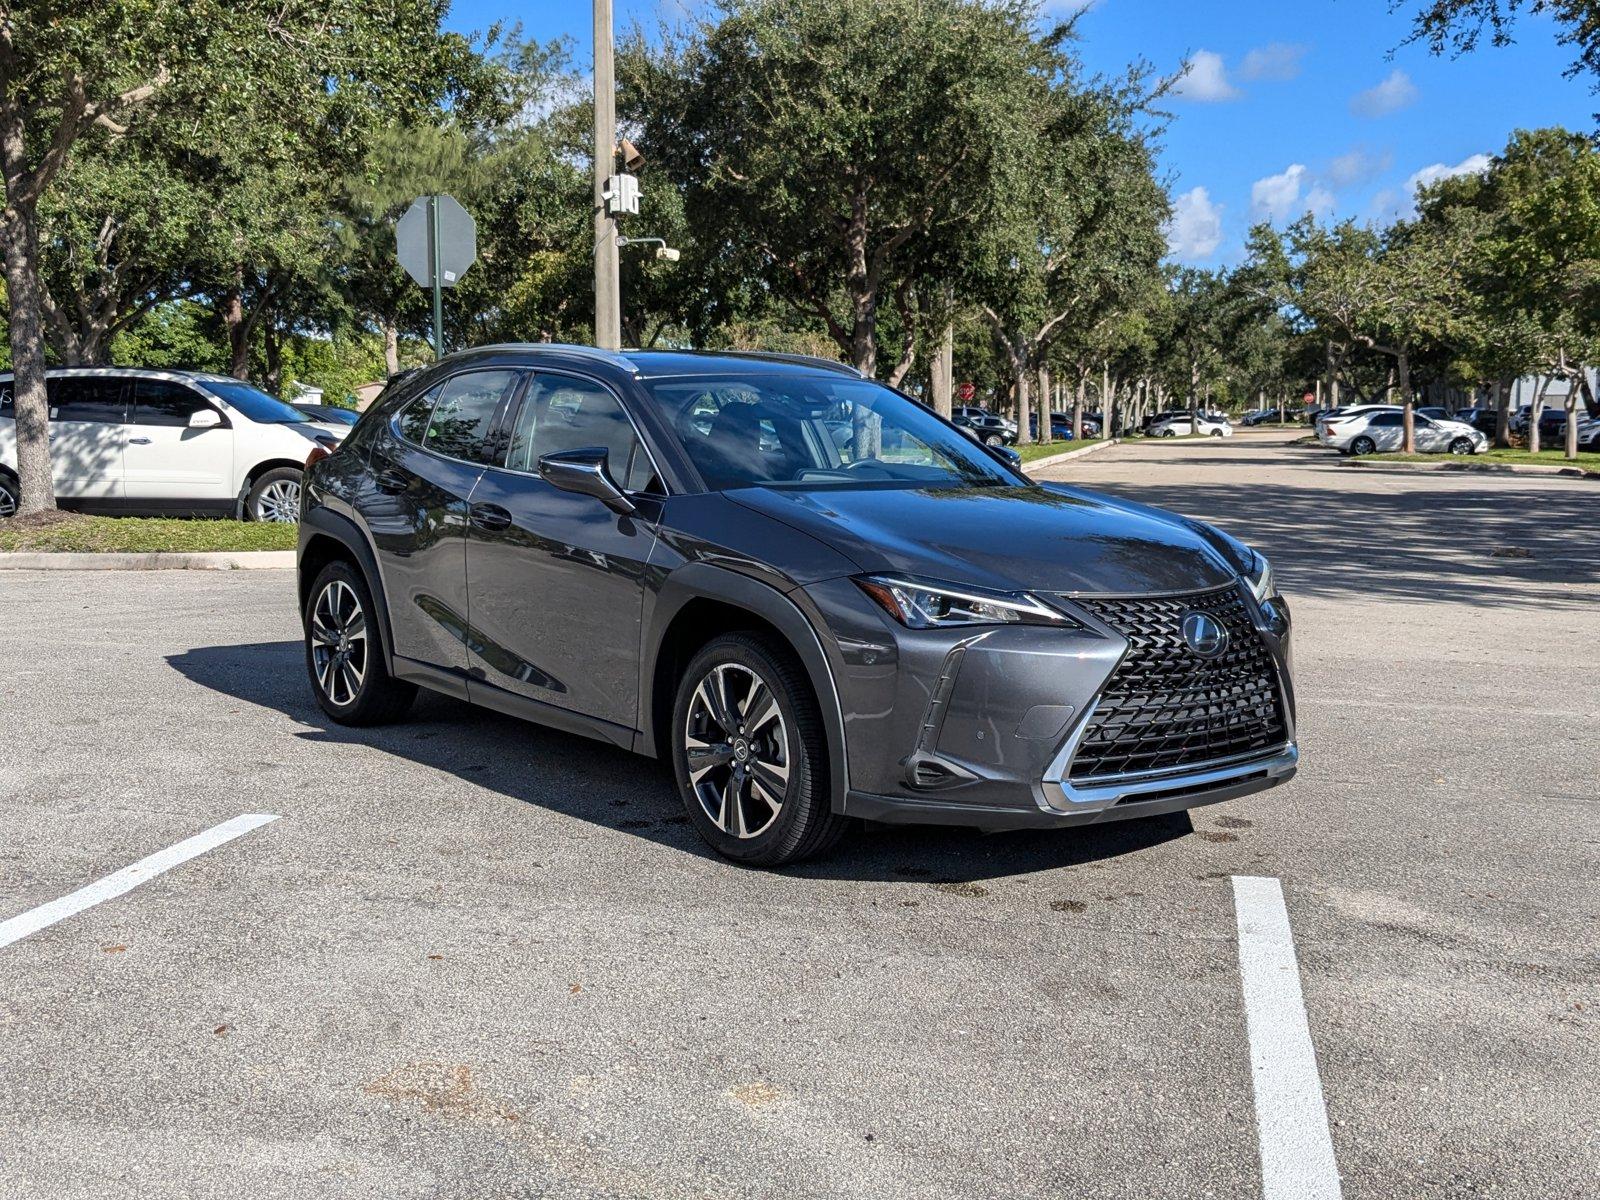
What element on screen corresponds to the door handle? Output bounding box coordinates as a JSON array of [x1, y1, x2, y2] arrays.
[[127, 437, 152, 445], [374, 467, 410, 494], [469, 503, 513, 532]]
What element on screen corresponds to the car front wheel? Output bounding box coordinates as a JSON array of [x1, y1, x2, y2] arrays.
[[671, 633, 846, 867], [1449, 437, 1475, 455], [304, 561, 416, 725], [248, 467, 303, 523], [0, 474, 17, 519], [983, 433, 1002, 446]]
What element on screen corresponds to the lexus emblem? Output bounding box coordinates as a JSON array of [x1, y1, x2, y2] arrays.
[[1181, 611, 1229, 658]]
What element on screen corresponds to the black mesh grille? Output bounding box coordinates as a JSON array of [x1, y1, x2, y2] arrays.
[[1068, 586, 1287, 781]]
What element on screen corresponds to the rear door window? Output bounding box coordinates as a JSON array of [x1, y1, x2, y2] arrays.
[[46, 377, 127, 423]]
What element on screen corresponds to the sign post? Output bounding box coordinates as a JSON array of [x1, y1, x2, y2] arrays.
[[397, 195, 477, 360]]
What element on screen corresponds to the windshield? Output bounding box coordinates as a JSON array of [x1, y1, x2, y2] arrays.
[[644, 373, 1019, 492], [200, 379, 312, 424]]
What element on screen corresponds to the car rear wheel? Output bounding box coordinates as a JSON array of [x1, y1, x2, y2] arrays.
[[1448, 437, 1474, 455], [304, 561, 416, 725], [0, 474, 17, 519], [983, 433, 1002, 447], [248, 467, 303, 523], [1350, 436, 1376, 456], [671, 633, 846, 867]]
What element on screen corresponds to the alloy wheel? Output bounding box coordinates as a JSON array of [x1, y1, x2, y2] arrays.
[[309, 579, 368, 706], [255, 479, 301, 523], [683, 662, 790, 839], [0, 484, 16, 519], [1449, 438, 1472, 455]]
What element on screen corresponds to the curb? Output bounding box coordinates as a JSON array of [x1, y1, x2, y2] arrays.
[[1024, 437, 1122, 474], [0, 550, 296, 571], [1339, 459, 1599, 481]]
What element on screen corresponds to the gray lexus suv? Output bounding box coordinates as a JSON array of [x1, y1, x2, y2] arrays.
[[298, 346, 1296, 866]]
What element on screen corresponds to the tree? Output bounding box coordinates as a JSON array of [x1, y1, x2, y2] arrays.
[[972, 54, 1168, 446], [1398, 1, 1600, 89], [620, 0, 1046, 378], [0, 0, 478, 514]]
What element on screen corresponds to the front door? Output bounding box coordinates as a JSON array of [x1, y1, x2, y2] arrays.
[[464, 371, 661, 729], [45, 376, 127, 499], [123, 378, 235, 501], [358, 368, 522, 680]]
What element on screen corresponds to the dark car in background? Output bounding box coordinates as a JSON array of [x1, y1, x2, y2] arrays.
[[951, 404, 1018, 446], [296, 345, 1297, 867]]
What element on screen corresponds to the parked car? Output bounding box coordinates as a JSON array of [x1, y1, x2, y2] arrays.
[[1333, 409, 1488, 455], [1027, 412, 1101, 440], [1242, 408, 1289, 426], [1150, 411, 1232, 438], [1578, 417, 1600, 452], [294, 403, 361, 427], [1453, 407, 1500, 436], [1141, 409, 1189, 433], [1316, 405, 1398, 444], [951, 404, 1017, 446], [1535, 406, 1585, 444], [297, 345, 1297, 866], [1415, 406, 1451, 422], [0, 368, 346, 521]]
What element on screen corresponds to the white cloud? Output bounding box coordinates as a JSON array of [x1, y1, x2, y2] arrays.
[[1166, 186, 1224, 258], [1251, 164, 1309, 222], [1326, 146, 1393, 189], [1305, 185, 1337, 218], [1239, 43, 1306, 82], [1173, 51, 1241, 103], [1351, 69, 1419, 118], [1406, 153, 1492, 195]]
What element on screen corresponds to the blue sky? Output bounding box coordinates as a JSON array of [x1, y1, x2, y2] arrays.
[[446, 0, 1596, 265]]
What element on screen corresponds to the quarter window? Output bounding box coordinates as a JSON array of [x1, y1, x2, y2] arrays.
[[504, 373, 656, 492], [46, 377, 127, 423], [393, 385, 441, 446], [131, 379, 216, 428], [423, 370, 519, 464]]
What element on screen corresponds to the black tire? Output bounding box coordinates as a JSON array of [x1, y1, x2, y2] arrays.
[[247, 466, 303, 523], [1448, 437, 1474, 455], [1160, 428, 1176, 438], [1350, 436, 1376, 456], [983, 433, 1002, 447], [303, 560, 416, 725], [670, 632, 847, 867], [0, 473, 17, 519], [1210, 429, 1224, 437]]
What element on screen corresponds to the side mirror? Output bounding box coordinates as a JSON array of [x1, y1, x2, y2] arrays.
[[537, 446, 637, 516], [189, 408, 223, 430]]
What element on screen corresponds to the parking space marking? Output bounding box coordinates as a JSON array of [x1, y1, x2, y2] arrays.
[[0, 813, 279, 952], [1233, 875, 1342, 1200]]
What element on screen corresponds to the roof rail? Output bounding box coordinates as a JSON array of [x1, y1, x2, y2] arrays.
[[708, 350, 865, 378], [470, 342, 640, 372]]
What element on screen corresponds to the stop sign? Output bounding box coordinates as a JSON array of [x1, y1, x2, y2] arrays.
[[957, 382, 976, 403]]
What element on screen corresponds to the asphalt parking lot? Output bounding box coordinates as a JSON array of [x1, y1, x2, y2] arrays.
[[1, 430, 1595, 1199]]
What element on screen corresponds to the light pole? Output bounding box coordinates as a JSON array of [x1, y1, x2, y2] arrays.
[[592, 0, 621, 350]]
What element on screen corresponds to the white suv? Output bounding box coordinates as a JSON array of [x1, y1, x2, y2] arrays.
[[0, 368, 348, 521]]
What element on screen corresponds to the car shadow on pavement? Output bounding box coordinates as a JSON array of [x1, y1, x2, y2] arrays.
[[166, 639, 1191, 883]]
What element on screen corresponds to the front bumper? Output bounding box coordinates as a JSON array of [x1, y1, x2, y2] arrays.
[[802, 577, 1298, 831]]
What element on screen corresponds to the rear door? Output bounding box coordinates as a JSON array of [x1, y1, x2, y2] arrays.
[[124, 378, 235, 500], [45, 376, 127, 498], [359, 368, 521, 681]]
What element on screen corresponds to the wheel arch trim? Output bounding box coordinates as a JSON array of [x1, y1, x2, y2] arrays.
[[637, 563, 851, 814], [298, 506, 397, 673]]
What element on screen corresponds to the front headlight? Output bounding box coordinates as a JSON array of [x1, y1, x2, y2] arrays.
[[1245, 551, 1277, 603], [855, 575, 1076, 630]]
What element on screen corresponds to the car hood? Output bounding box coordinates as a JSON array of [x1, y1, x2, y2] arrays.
[[729, 482, 1248, 596]]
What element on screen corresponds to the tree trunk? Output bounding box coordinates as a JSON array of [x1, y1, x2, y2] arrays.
[[1565, 390, 1579, 460], [1399, 351, 1415, 454], [0, 198, 56, 514], [382, 318, 401, 377], [1529, 375, 1550, 454], [1494, 377, 1512, 448], [264, 323, 284, 398], [1013, 358, 1033, 446], [1036, 366, 1052, 444], [223, 271, 250, 380], [930, 319, 953, 418], [1072, 375, 1085, 441]]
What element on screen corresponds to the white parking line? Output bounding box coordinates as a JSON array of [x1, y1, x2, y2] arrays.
[[0, 813, 279, 952], [1233, 875, 1342, 1200]]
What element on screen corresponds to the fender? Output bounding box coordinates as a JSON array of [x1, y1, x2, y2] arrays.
[[637, 561, 852, 814], [297, 505, 398, 674]]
